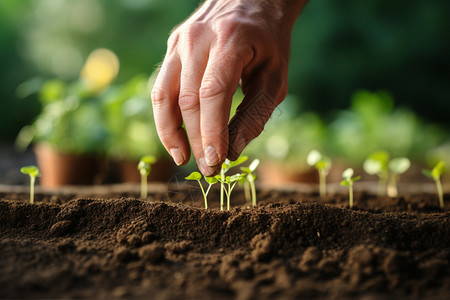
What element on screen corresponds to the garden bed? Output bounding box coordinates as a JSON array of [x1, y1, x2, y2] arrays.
[[0, 183, 449, 299]]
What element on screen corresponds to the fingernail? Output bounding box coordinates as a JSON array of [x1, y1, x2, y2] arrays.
[[199, 158, 219, 177], [204, 145, 219, 167], [170, 148, 184, 166]]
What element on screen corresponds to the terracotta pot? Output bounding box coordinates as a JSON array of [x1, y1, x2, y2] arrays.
[[116, 158, 176, 183], [34, 143, 99, 187], [257, 161, 319, 186]]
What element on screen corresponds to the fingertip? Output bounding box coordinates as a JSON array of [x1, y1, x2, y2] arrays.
[[169, 147, 186, 166], [198, 158, 221, 177]]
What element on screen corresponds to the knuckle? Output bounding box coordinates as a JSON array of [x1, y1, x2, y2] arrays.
[[151, 86, 169, 108], [178, 90, 200, 112], [199, 79, 226, 100], [180, 22, 206, 52]]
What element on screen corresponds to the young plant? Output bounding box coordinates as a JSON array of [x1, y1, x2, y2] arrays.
[[387, 157, 411, 197], [240, 159, 260, 208], [217, 173, 244, 211], [219, 156, 248, 211], [340, 168, 361, 209], [422, 161, 446, 209], [137, 155, 156, 199], [20, 165, 40, 204], [363, 151, 389, 196], [306, 150, 331, 197], [185, 172, 218, 209]]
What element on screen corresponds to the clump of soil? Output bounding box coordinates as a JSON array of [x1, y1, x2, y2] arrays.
[[0, 186, 449, 299]]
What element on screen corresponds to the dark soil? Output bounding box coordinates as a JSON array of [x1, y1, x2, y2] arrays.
[[0, 184, 449, 299]]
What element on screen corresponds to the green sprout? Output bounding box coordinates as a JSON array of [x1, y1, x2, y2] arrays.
[[387, 157, 411, 197], [340, 168, 361, 209], [216, 173, 244, 211], [240, 159, 260, 208], [137, 155, 156, 199], [20, 165, 40, 204], [185, 172, 218, 209], [306, 150, 331, 197], [363, 151, 389, 196], [219, 156, 248, 211], [422, 161, 446, 209]]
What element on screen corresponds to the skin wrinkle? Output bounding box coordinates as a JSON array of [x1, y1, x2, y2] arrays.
[[152, 0, 308, 175]]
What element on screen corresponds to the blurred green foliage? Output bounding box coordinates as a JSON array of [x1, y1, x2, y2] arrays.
[[16, 74, 167, 161], [1, 0, 449, 164], [245, 90, 446, 168]]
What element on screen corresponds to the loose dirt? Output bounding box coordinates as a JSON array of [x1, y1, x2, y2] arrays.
[[0, 184, 449, 299]]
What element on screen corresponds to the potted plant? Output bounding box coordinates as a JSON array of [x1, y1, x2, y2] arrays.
[[16, 49, 119, 187]]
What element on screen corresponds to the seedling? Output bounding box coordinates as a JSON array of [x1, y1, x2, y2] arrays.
[[185, 172, 218, 209], [137, 155, 156, 199], [20, 165, 40, 204], [216, 173, 244, 211], [422, 161, 446, 209], [219, 156, 248, 211], [340, 168, 361, 209], [387, 157, 411, 197], [307, 150, 331, 197], [240, 159, 260, 207], [363, 151, 389, 196]]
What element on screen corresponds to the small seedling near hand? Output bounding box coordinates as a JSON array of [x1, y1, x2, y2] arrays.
[[307, 150, 331, 197], [240, 159, 260, 208], [387, 157, 411, 197], [340, 168, 361, 209], [185, 172, 218, 209], [422, 161, 446, 209], [217, 173, 244, 211], [137, 155, 156, 200], [20, 165, 40, 204], [219, 156, 248, 211], [363, 151, 389, 196]]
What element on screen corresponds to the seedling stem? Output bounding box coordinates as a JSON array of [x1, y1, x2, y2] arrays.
[[340, 168, 361, 209], [20, 166, 40, 204], [138, 155, 156, 200], [422, 161, 446, 209], [307, 150, 331, 197], [185, 172, 218, 209]]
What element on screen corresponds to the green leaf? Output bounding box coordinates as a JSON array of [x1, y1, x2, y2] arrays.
[[238, 176, 248, 184], [364, 151, 389, 175], [432, 161, 446, 179], [225, 176, 231, 183], [306, 149, 322, 166], [20, 165, 40, 178], [389, 157, 410, 174], [240, 167, 251, 174], [363, 159, 383, 175], [342, 168, 354, 180], [137, 155, 156, 175], [221, 159, 230, 171], [230, 173, 243, 182], [422, 169, 434, 179], [228, 156, 248, 168], [316, 158, 331, 172], [205, 176, 218, 184], [340, 180, 350, 186], [185, 171, 202, 181], [249, 159, 260, 172], [139, 155, 156, 164], [352, 175, 361, 182]]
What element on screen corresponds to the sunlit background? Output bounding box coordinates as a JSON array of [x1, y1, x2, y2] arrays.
[[1, 0, 449, 185]]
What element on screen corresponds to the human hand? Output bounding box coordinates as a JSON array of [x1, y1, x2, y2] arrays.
[[151, 0, 306, 176]]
